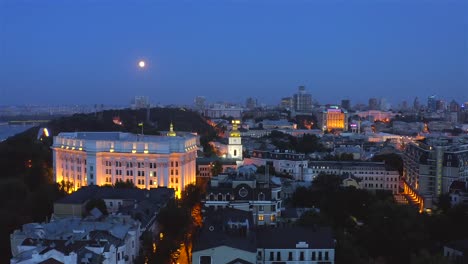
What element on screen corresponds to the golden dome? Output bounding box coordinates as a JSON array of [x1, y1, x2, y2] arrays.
[[230, 120, 241, 137], [167, 122, 177, 137]]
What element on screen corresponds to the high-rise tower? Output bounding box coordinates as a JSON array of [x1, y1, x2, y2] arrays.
[[293, 86, 312, 112]]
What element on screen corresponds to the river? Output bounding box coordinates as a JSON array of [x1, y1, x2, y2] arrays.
[[0, 124, 35, 142]]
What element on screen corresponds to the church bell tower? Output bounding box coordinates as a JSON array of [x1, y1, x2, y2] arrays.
[[227, 120, 243, 161]]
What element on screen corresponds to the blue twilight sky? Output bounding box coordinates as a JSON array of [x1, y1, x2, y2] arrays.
[[0, 0, 467, 107]]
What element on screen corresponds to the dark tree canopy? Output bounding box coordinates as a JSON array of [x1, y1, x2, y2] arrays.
[[211, 160, 223, 176], [85, 198, 108, 215]]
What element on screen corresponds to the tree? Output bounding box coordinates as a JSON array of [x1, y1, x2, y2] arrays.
[[372, 153, 403, 175], [85, 198, 108, 215], [59, 179, 74, 193], [297, 210, 329, 227], [312, 173, 342, 192], [410, 249, 450, 264], [437, 194, 451, 213], [180, 184, 202, 209], [114, 179, 135, 188], [211, 160, 223, 176]]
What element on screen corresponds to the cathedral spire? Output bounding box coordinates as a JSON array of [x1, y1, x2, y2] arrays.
[[167, 122, 176, 137], [230, 120, 241, 137]]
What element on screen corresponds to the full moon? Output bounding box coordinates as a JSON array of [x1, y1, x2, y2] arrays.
[[138, 60, 146, 68]]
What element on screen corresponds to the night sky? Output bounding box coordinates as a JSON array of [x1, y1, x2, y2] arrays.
[[1, 0, 467, 106]]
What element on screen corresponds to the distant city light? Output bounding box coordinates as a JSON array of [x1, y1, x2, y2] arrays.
[[138, 60, 146, 68]]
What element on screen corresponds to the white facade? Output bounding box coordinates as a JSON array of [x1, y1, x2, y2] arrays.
[[227, 120, 243, 161], [192, 246, 256, 264], [204, 173, 282, 226], [52, 132, 198, 197], [227, 136, 242, 160], [259, 247, 335, 264], [310, 161, 400, 194], [245, 150, 309, 180]]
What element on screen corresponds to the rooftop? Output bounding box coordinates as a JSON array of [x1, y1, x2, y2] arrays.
[[193, 208, 256, 253], [16, 214, 138, 242], [55, 185, 174, 205], [56, 131, 195, 143], [256, 227, 335, 249], [309, 160, 394, 170]]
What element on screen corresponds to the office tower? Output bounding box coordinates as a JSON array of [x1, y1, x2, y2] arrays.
[[246, 97, 257, 110], [194, 96, 206, 112], [131, 96, 150, 109], [341, 99, 351, 111], [436, 100, 445, 112], [293, 86, 313, 112], [401, 100, 408, 110], [280, 97, 293, 109], [427, 95, 437, 112], [449, 100, 460, 112], [368, 98, 378, 110], [413, 97, 420, 111]]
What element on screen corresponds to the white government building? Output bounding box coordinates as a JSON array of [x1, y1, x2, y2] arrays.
[[52, 125, 198, 197]]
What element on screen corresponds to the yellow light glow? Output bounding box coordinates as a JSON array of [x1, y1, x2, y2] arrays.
[[72, 147, 75, 150], [144, 150, 149, 154], [79, 147, 83, 151], [110, 148, 114, 153], [138, 60, 145, 68], [43, 128, 49, 137], [132, 150, 137, 154]]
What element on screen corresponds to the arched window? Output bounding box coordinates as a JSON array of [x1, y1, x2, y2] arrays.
[[209, 194, 215, 201], [234, 150, 237, 156], [226, 193, 231, 201], [218, 194, 223, 201], [258, 193, 265, 201]]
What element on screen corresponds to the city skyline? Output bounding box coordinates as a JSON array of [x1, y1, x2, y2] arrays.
[[1, 0, 467, 106]]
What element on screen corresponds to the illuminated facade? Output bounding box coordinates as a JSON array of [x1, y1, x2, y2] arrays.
[[52, 130, 198, 197], [321, 106, 348, 132], [227, 120, 243, 161]]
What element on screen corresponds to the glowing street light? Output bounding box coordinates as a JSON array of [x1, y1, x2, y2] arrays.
[[138, 60, 146, 68]]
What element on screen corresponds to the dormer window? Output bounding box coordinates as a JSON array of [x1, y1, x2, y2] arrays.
[[258, 193, 265, 201]]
